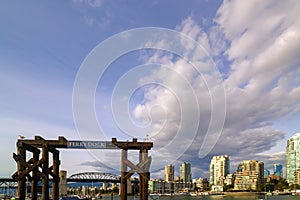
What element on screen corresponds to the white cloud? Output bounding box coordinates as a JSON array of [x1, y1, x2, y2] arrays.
[[128, 17, 226, 172], [129, 0, 300, 177], [73, 0, 104, 8]]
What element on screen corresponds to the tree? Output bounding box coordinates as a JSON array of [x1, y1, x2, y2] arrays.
[[257, 183, 265, 192], [275, 180, 289, 191], [223, 183, 234, 192], [289, 184, 300, 190]]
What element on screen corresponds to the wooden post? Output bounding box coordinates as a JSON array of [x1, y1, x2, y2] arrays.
[[42, 144, 49, 200], [31, 151, 39, 200], [52, 149, 60, 200], [112, 138, 153, 200], [139, 149, 149, 200], [12, 136, 68, 200], [120, 149, 128, 200], [17, 145, 26, 199]]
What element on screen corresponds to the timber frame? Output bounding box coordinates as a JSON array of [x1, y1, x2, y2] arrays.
[[112, 138, 153, 200], [12, 136, 67, 200], [12, 136, 153, 200]]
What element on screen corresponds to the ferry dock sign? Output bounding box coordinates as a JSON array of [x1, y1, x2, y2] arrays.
[[67, 140, 118, 149]]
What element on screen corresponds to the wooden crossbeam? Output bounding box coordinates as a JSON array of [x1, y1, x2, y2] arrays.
[[12, 153, 45, 180], [123, 157, 151, 180], [12, 136, 67, 200], [123, 159, 149, 180]]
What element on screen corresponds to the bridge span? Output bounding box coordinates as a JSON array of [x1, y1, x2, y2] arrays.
[[67, 172, 120, 183], [1, 172, 121, 184]]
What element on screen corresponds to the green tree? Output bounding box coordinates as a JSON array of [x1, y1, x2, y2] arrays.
[[289, 184, 300, 190], [275, 179, 289, 191], [223, 184, 234, 192], [257, 183, 265, 192]]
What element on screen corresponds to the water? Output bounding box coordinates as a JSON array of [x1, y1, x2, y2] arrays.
[[147, 195, 299, 200], [1, 186, 297, 200], [96, 194, 299, 200]]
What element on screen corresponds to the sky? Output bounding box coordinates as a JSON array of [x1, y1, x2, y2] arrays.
[[1, 0, 300, 180]]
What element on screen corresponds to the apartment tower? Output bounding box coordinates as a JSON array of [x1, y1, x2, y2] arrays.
[[180, 162, 192, 182], [209, 155, 230, 186], [164, 164, 174, 182], [286, 133, 300, 184]]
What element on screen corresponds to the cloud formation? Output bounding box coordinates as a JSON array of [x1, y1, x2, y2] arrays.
[[128, 0, 300, 177]]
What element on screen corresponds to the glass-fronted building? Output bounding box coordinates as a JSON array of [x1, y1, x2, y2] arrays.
[[180, 162, 192, 182], [286, 133, 300, 184], [273, 163, 283, 177]]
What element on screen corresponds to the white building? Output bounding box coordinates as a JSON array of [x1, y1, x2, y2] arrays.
[[209, 155, 230, 190]]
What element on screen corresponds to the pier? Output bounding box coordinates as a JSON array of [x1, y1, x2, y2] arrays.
[[11, 136, 153, 200]]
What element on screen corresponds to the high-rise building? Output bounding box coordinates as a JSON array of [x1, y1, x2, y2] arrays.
[[209, 155, 230, 187], [234, 160, 264, 191], [164, 164, 174, 182], [264, 169, 270, 178], [286, 133, 300, 184], [294, 169, 300, 185], [273, 164, 283, 177], [180, 162, 191, 182]]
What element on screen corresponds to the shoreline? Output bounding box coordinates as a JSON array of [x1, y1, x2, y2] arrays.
[[224, 192, 264, 196]]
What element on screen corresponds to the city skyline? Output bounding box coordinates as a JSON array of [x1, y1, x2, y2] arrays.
[[160, 155, 283, 182], [1, 0, 300, 179]]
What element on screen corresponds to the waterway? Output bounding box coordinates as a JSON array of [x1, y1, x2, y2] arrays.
[[97, 194, 300, 200]]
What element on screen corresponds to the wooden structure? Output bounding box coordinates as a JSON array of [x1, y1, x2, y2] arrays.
[[12, 136, 153, 200], [12, 136, 67, 200], [112, 138, 153, 200]]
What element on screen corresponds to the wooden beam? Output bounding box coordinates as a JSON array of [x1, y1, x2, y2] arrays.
[[12, 154, 44, 181], [112, 138, 153, 150], [42, 144, 49, 199], [123, 159, 149, 180], [123, 157, 151, 180], [16, 146, 26, 199], [139, 149, 149, 200], [31, 151, 39, 200], [120, 149, 128, 200], [17, 142, 40, 154], [17, 136, 68, 148], [52, 150, 60, 200]]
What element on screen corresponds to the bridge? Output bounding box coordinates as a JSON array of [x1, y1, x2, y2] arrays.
[[1, 172, 120, 184], [67, 172, 120, 183], [0, 172, 120, 197], [0, 179, 18, 197]]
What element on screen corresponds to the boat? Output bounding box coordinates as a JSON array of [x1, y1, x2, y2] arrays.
[[266, 192, 272, 196]]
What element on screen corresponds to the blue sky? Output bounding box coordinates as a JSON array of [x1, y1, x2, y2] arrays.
[[1, 0, 300, 179]]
